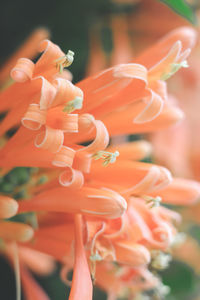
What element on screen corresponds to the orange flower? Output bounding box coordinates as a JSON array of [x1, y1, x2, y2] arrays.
[[0, 26, 199, 300]]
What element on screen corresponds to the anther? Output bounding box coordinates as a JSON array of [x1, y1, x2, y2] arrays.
[[63, 96, 83, 113], [55, 50, 75, 73], [144, 195, 162, 208], [151, 250, 172, 270], [161, 60, 188, 81], [92, 150, 119, 166]]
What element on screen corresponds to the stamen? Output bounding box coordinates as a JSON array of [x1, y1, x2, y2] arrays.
[[151, 250, 172, 270], [63, 96, 83, 113], [161, 60, 188, 81], [92, 150, 119, 166], [143, 195, 162, 208], [89, 250, 102, 283], [90, 250, 102, 262], [55, 50, 75, 73]]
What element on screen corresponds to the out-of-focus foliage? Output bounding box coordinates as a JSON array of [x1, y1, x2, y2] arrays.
[[160, 0, 196, 24]]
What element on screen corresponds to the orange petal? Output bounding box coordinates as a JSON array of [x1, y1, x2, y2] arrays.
[[59, 167, 84, 189], [0, 221, 34, 242], [110, 15, 133, 65], [133, 89, 163, 123], [27, 235, 71, 260], [73, 152, 92, 173], [148, 41, 182, 81], [107, 141, 152, 161], [102, 100, 184, 136], [136, 26, 197, 69], [78, 117, 109, 154], [78, 63, 147, 116], [32, 76, 57, 110], [35, 126, 64, 153], [21, 265, 50, 300], [151, 178, 200, 205], [90, 160, 172, 195], [86, 27, 107, 76], [22, 104, 47, 130], [115, 241, 150, 266], [0, 28, 49, 83], [34, 39, 65, 78], [46, 107, 78, 132], [19, 186, 127, 219], [52, 78, 83, 108], [69, 214, 93, 300], [19, 247, 55, 275], [52, 146, 75, 167], [0, 196, 18, 219], [11, 58, 35, 82]]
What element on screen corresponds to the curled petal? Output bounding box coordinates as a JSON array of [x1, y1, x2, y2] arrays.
[[131, 198, 175, 249], [78, 116, 109, 154], [136, 26, 197, 69], [52, 146, 75, 167], [150, 80, 168, 101], [35, 126, 64, 153], [52, 78, 83, 108], [61, 114, 78, 132], [0, 27, 49, 83], [22, 104, 47, 130], [90, 161, 172, 195], [152, 222, 175, 247], [78, 63, 147, 115], [34, 39, 65, 76], [113, 63, 147, 80], [78, 113, 95, 132], [10, 58, 34, 82], [102, 99, 184, 136], [73, 152, 92, 173], [0, 196, 18, 219], [148, 41, 182, 81], [32, 76, 57, 110], [59, 167, 84, 189], [134, 89, 163, 123]]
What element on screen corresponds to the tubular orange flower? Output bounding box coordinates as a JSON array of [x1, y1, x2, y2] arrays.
[[69, 214, 93, 300], [0, 26, 199, 300]]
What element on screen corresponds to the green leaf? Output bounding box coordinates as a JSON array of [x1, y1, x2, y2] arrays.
[[159, 0, 196, 24], [161, 260, 197, 299]]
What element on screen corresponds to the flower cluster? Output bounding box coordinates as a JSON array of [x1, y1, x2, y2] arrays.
[[0, 26, 200, 300]]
